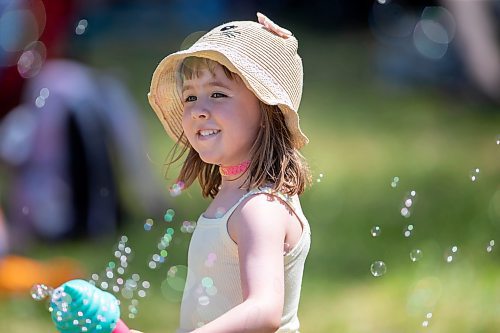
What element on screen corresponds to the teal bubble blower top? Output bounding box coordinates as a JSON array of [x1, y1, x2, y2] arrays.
[[49, 279, 122, 333]]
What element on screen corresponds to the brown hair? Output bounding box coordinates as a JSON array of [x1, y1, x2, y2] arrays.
[[166, 57, 311, 198]]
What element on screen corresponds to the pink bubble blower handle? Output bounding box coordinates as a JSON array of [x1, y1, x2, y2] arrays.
[[113, 319, 131, 333]]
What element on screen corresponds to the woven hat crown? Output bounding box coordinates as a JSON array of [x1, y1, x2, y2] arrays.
[[149, 18, 308, 148]]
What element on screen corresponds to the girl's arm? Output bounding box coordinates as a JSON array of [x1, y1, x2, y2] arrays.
[[191, 194, 288, 333]]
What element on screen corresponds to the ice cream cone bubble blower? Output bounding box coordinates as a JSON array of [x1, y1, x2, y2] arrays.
[[32, 279, 130, 333]]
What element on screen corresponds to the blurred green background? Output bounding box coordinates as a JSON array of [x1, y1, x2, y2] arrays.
[[0, 1, 499, 332]]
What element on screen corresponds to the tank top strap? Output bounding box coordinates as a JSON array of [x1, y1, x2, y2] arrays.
[[223, 185, 295, 219]]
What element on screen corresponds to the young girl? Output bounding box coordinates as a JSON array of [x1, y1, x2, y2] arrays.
[[147, 13, 311, 333]]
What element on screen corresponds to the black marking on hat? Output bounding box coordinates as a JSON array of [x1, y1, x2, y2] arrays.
[[220, 25, 241, 38], [220, 25, 237, 31]]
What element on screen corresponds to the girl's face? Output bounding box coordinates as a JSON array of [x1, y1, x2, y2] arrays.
[[181, 63, 262, 166]]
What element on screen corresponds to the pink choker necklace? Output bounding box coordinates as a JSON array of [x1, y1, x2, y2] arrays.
[[219, 160, 251, 177]]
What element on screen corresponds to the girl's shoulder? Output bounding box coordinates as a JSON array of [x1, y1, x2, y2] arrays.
[[227, 184, 306, 248], [237, 185, 298, 219]]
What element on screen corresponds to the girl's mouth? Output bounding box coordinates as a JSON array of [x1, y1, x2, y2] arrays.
[[198, 130, 220, 137], [197, 129, 220, 139]]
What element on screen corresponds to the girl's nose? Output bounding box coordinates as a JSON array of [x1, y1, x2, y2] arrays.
[[191, 103, 210, 119]]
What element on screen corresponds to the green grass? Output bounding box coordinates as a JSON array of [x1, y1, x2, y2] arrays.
[[1, 29, 500, 332]]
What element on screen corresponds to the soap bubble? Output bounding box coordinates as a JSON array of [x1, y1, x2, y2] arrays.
[[180, 220, 196, 233], [161, 265, 188, 302], [169, 181, 185, 197], [166, 265, 188, 291], [180, 31, 207, 50], [469, 168, 480, 182], [143, 218, 154, 231], [39, 87, 50, 99], [390, 176, 399, 188], [486, 240, 495, 253], [75, 19, 88, 35], [371, 226, 381, 237], [164, 209, 175, 222], [283, 242, 292, 255], [316, 172, 324, 183], [410, 249, 423, 262], [215, 207, 226, 218], [201, 277, 214, 289], [198, 295, 210, 306], [370, 260, 387, 277], [404, 224, 414, 238], [444, 245, 458, 263], [422, 312, 433, 327], [17, 41, 46, 78], [205, 253, 217, 267]]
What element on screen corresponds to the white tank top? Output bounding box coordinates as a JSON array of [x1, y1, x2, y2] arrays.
[[176, 186, 311, 333]]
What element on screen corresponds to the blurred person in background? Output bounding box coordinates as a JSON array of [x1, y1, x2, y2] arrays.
[[0, 0, 165, 293], [371, 0, 500, 105], [442, 0, 500, 104]]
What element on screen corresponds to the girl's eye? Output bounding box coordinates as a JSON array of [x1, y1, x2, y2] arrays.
[[185, 95, 197, 102], [212, 92, 226, 98]]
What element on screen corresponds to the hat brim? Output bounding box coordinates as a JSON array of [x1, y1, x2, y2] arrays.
[[149, 48, 309, 149]]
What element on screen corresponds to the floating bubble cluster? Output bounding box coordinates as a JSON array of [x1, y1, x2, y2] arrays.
[[149, 226, 175, 270], [370, 260, 387, 277], [400, 190, 416, 218], [197, 275, 218, 306], [31, 283, 53, 301], [87, 235, 152, 320]]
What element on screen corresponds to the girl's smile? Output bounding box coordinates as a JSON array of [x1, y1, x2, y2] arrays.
[[181, 64, 261, 167]]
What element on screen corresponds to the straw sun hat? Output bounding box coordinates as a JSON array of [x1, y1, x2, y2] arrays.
[[148, 13, 309, 149]]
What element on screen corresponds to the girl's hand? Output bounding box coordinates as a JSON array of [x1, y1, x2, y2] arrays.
[[256, 12, 292, 39], [130, 330, 143, 333]]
